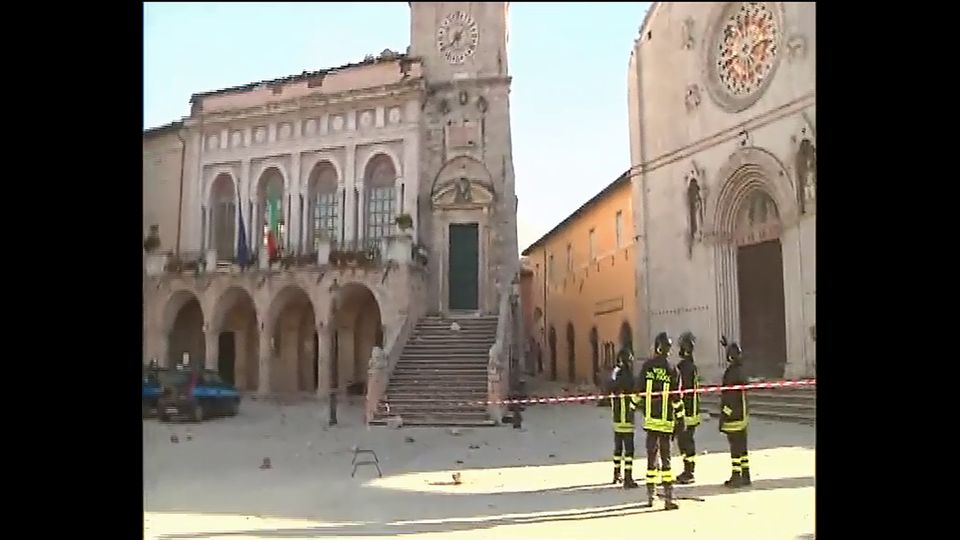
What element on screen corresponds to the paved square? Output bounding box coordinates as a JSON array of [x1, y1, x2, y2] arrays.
[[144, 396, 814, 540]]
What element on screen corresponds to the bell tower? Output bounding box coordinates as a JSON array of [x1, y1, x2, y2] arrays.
[[410, 2, 518, 315]]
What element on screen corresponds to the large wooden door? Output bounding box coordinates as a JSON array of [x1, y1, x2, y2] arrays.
[[448, 223, 479, 310], [736, 239, 787, 379]]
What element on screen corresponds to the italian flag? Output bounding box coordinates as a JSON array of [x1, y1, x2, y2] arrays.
[[265, 191, 281, 260]]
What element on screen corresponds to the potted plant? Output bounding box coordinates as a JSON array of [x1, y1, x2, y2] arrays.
[[394, 213, 413, 232]]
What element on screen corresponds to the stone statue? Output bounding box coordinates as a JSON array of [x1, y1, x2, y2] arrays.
[[686, 178, 704, 257], [454, 177, 473, 203], [796, 139, 817, 213]]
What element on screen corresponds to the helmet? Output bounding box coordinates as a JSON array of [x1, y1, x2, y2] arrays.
[[654, 332, 672, 356], [725, 342, 743, 363], [678, 331, 696, 357], [615, 347, 634, 370]]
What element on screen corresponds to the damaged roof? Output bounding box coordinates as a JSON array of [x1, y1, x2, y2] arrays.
[[143, 119, 184, 137], [190, 52, 418, 102], [521, 169, 632, 256]]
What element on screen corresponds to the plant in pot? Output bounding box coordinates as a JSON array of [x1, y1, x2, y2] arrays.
[[394, 213, 413, 232]]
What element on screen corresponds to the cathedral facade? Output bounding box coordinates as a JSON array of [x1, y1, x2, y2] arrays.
[[628, 2, 815, 383], [142, 2, 520, 404]]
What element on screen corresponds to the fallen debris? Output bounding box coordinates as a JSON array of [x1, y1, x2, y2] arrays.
[[260, 457, 272, 470], [448, 428, 461, 436], [548, 453, 557, 458], [404, 436, 416, 443], [170, 435, 179, 444], [468, 444, 480, 449], [386, 416, 404, 429], [456, 459, 464, 464]]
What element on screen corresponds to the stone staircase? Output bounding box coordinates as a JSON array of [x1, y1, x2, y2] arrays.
[[370, 315, 499, 427], [699, 385, 816, 425]]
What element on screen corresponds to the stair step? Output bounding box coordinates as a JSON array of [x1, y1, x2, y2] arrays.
[[370, 418, 498, 427]]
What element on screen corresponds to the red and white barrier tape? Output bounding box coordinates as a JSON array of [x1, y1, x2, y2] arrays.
[[380, 378, 815, 412]]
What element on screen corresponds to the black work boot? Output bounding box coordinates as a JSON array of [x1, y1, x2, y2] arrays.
[[724, 471, 743, 488], [612, 469, 621, 484], [741, 468, 751, 486], [663, 483, 679, 510], [675, 461, 694, 485], [622, 469, 638, 489], [645, 484, 656, 507]]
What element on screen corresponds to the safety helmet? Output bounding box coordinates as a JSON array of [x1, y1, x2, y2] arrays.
[[725, 342, 743, 363], [654, 332, 672, 356], [678, 331, 696, 357]]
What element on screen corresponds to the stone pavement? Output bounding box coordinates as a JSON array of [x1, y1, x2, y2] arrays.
[[143, 395, 815, 540]]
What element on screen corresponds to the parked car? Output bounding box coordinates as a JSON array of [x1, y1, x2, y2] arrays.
[[142, 366, 162, 417], [157, 367, 241, 422]]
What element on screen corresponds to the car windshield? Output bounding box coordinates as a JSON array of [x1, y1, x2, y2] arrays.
[[158, 370, 192, 388]]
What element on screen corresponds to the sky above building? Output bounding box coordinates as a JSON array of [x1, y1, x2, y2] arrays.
[[144, 2, 651, 253]]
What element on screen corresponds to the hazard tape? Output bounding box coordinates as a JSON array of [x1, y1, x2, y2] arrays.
[[379, 378, 815, 412]]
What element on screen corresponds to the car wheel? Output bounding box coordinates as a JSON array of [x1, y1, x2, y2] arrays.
[[192, 403, 205, 423], [228, 399, 240, 417]]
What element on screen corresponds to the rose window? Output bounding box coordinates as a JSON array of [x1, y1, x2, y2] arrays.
[[715, 3, 780, 97]]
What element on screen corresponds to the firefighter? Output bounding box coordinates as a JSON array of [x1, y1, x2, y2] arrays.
[[674, 331, 701, 485], [720, 339, 751, 488], [639, 332, 685, 510], [610, 346, 639, 488]]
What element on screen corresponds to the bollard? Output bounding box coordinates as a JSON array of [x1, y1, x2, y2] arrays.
[[329, 391, 338, 426]]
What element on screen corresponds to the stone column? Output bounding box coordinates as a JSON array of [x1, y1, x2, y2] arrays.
[[258, 326, 273, 395], [355, 182, 365, 245], [240, 159, 253, 245], [316, 324, 331, 398], [289, 152, 302, 253], [343, 144, 357, 244], [204, 329, 219, 371]]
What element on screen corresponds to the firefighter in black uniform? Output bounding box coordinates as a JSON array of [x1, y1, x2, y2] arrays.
[[610, 347, 639, 488], [674, 331, 701, 485], [720, 340, 751, 488], [639, 332, 685, 510]]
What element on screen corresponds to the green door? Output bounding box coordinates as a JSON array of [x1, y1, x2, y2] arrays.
[[448, 223, 479, 310]]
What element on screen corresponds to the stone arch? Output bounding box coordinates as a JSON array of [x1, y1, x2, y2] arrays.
[[358, 146, 402, 183], [209, 285, 259, 390], [704, 146, 796, 243], [161, 289, 206, 368], [262, 285, 319, 394], [300, 153, 344, 192], [429, 155, 495, 196], [329, 281, 383, 394], [306, 160, 342, 250], [203, 166, 240, 210]]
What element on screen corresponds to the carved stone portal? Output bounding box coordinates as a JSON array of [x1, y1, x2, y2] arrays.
[[432, 177, 495, 209]]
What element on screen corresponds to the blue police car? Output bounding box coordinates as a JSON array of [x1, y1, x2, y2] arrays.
[[152, 366, 241, 422]]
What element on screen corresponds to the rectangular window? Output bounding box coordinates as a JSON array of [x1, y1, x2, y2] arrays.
[[588, 228, 596, 261], [311, 191, 339, 251], [365, 186, 396, 249], [615, 210, 624, 248]]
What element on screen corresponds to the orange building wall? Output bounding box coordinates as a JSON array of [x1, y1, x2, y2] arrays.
[[521, 179, 639, 386]]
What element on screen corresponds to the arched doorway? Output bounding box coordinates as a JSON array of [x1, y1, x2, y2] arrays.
[[257, 167, 286, 261], [210, 287, 259, 390], [265, 286, 317, 394], [332, 283, 382, 395], [618, 321, 633, 353], [210, 173, 237, 260], [307, 161, 340, 251], [566, 323, 576, 383], [164, 291, 205, 368], [548, 326, 557, 381], [589, 327, 599, 385], [733, 190, 787, 379]]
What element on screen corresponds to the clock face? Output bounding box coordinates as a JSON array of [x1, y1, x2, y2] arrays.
[[436, 10, 479, 65]]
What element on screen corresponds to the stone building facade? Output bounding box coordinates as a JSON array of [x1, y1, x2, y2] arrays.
[[627, 2, 815, 383], [142, 2, 520, 402], [520, 172, 638, 387]]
